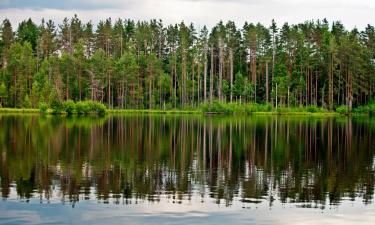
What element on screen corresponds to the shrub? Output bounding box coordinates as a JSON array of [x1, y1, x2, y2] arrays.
[[244, 103, 261, 113], [92, 101, 107, 115], [353, 105, 369, 114], [50, 100, 64, 114], [23, 95, 32, 108], [200, 101, 234, 114], [62, 100, 76, 114], [75, 101, 107, 115], [39, 102, 48, 114], [306, 105, 325, 113], [368, 103, 375, 115], [49, 89, 64, 114], [336, 105, 349, 114], [75, 101, 90, 114]]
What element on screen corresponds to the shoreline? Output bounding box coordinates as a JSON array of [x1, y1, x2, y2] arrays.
[[0, 108, 366, 116]]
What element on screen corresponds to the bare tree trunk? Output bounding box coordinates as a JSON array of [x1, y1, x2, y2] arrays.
[[108, 70, 111, 108], [181, 46, 187, 107], [218, 38, 223, 101], [174, 56, 177, 108], [204, 44, 208, 102], [192, 62, 195, 106], [197, 62, 201, 103], [347, 68, 353, 111], [272, 31, 276, 106], [230, 49, 234, 103], [328, 53, 334, 110], [265, 61, 269, 103], [210, 46, 214, 105]]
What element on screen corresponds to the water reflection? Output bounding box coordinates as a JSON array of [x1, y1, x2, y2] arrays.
[[0, 115, 374, 208]]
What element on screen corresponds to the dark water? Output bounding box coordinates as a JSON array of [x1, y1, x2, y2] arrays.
[[0, 115, 374, 225]]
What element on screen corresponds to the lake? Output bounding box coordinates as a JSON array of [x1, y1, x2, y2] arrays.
[[0, 115, 374, 225]]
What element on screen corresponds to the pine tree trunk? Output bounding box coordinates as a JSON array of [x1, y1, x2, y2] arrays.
[[328, 54, 333, 110], [210, 46, 214, 105], [197, 63, 201, 103], [265, 61, 269, 103], [204, 45, 208, 102], [230, 49, 234, 103], [218, 38, 223, 101]]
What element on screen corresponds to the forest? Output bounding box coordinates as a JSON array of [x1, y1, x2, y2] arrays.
[[0, 15, 375, 111]]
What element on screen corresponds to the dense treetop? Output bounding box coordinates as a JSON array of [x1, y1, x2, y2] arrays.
[[0, 15, 374, 110]]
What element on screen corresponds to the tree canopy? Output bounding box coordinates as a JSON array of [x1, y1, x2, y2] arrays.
[[1, 16, 374, 110]]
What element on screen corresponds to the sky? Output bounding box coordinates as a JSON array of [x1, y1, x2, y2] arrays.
[[0, 0, 375, 29]]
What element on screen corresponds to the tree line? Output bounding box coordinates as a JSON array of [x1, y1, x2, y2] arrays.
[[0, 15, 374, 110]]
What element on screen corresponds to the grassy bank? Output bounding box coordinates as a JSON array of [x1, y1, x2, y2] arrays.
[[109, 109, 200, 114], [1, 100, 375, 117], [0, 108, 40, 113], [0, 108, 340, 116]]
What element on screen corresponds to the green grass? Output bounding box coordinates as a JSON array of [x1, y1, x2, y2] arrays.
[[253, 111, 340, 116], [0, 108, 40, 113], [108, 109, 200, 114], [2, 101, 374, 117]]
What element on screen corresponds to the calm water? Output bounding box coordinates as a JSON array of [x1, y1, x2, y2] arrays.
[[0, 115, 374, 225]]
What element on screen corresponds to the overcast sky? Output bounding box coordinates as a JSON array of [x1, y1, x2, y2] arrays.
[[0, 0, 374, 29]]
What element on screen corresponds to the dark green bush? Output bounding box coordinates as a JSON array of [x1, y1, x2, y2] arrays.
[[306, 105, 325, 113], [50, 100, 64, 114], [368, 104, 375, 115], [353, 105, 369, 114]]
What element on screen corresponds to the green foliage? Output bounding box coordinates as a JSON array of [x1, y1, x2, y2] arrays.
[[49, 89, 63, 114], [201, 101, 273, 114], [39, 102, 48, 114], [62, 100, 76, 114], [23, 95, 32, 108], [75, 101, 107, 115], [336, 105, 349, 114], [353, 105, 369, 114], [306, 105, 326, 113], [369, 104, 375, 115], [1, 16, 375, 112], [0, 82, 7, 107], [201, 101, 234, 114], [17, 19, 39, 50]]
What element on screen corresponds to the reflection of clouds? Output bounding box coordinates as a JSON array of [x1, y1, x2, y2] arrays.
[[0, 209, 42, 224], [1, 199, 374, 224]]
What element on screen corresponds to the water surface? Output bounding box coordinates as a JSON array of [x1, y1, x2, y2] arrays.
[[0, 115, 374, 224]]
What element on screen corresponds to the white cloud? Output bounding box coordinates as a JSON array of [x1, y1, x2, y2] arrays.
[[0, 0, 374, 29]]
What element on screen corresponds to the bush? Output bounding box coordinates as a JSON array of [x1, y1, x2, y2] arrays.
[[353, 105, 369, 114], [23, 95, 32, 108], [50, 100, 64, 114], [200, 101, 234, 114], [49, 89, 64, 114], [62, 100, 76, 114], [75, 101, 107, 115], [368, 104, 375, 115], [39, 102, 48, 114], [306, 105, 325, 113], [336, 105, 349, 114], [92, 101, 107, 115], [201, 101, 273, 114]]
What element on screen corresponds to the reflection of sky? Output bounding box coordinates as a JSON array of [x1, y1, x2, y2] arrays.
[[1, 186, 375, 225]]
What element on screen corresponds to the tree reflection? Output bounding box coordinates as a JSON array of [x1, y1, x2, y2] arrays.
[[0, 115, 374, 207]]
